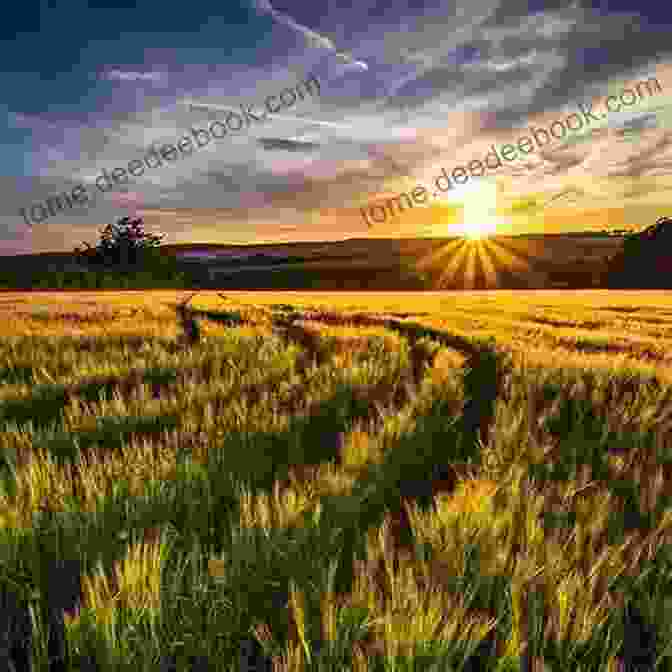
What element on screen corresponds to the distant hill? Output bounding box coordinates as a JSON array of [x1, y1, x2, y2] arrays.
[[0, 234, 627, 291]]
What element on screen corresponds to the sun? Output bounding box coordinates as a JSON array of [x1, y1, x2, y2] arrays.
[[462, 219, 498, 240], [459, 180, 500, 240], [414, 179, 533, 288]]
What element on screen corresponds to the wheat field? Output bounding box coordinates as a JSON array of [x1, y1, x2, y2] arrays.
[[0, 290, 670, 671]]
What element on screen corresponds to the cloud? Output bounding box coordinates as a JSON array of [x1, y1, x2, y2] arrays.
[[250, 0, 368, 70], [15, 2, 672, 251], [335, 52, 368, 71], [186, 99, 356, 131], [10, 113, 61, 130], [104, 70, 166, 82], [258, 137, 321, 152]]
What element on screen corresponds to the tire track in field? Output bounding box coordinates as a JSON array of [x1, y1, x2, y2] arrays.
[[181, 300, 509, 485], [180, 300, 508, 455], [185, 302, 509, 563], [264, 308, 511, 667], [172, 300, 516, 667]]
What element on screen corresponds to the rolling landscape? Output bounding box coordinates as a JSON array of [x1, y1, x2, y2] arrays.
[[0, 232, 634, 291]]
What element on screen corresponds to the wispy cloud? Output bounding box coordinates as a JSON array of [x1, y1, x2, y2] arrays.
[[186, 100, 357, 131], [250, 0, 368, 71], [104, 69, 166, 82]]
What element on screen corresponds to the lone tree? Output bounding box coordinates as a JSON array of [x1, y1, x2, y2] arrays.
[[74, 216, 165, 269]]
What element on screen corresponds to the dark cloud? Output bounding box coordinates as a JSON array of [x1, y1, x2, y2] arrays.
[[257, 137, 321, 151]]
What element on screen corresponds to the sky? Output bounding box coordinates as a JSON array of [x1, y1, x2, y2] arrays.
[[4, 0, 672, 254]]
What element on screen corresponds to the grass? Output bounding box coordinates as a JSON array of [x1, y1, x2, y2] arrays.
[[0, 290, 670, 671]]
